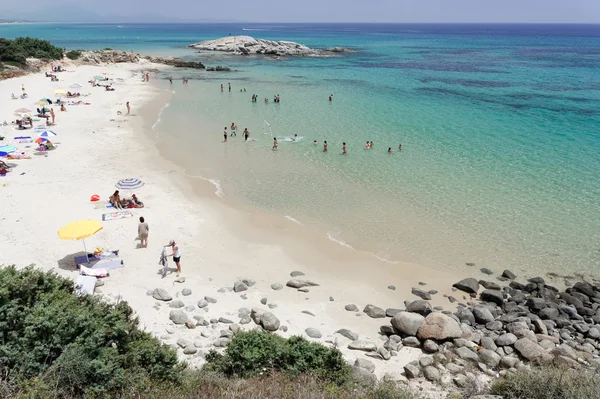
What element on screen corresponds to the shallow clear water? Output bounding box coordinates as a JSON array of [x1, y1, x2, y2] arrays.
[[4, 23, 599, 274]]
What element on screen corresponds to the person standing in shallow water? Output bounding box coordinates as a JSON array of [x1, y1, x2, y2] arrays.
[[228, 82, 231, 92], [342, 142, 347, 154], [126, 101, 130, 115], [243, 128, 249, 141], [323, 141, 328, 152], [231, 122, 237, 137], [329, 93, 333, 101], [399, 144, 402, 151], [273, 137, 278, 150], [223, 127, 228, 142], [221, 84, 223, 92]]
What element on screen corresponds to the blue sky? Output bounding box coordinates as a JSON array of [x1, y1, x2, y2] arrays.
[[2, 0, 599, 23]]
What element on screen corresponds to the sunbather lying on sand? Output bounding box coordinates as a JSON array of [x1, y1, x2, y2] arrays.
[[7, 153, 31, 159]]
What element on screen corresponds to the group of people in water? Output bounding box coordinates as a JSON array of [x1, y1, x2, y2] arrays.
[[223, 123, 251, 142]]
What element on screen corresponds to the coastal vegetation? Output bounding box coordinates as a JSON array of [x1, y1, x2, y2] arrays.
[[0, 265, 599, 398], [0, 37, 62, 69], [65, 50, 82, 60]]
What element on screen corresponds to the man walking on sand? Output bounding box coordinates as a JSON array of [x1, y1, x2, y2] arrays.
[[126, 101, 130, 115], [165, 240, 182, 276], [138, 216, 149, 248]]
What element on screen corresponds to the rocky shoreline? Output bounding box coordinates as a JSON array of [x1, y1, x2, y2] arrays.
[[189, 35, 353, 57], [101, 266, 600, 397]]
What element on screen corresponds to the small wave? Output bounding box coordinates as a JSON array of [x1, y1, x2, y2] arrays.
[[152, 101, 170, 132], [242, 28, 269, 31], [327, 232, 354, 249], [368, 251, 400, 264], [285, 216, 304, 226], [183, 170, 224, 198]]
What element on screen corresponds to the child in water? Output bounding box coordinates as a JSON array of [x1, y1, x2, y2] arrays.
[[342, 142, 347, 154], [388, 147, 392, 153]]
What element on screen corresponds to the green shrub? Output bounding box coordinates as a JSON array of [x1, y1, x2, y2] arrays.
[[65, 50, 82, 60], [205, 330, 351, 385], [490, 365, 600, 399], [0, 37, 62, 68], [103, 47, 113, 51], [0, 265, 183, 397]]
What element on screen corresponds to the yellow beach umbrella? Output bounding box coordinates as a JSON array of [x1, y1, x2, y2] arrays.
[[58, 220, 103, 262], [54, 89, 67, 95]]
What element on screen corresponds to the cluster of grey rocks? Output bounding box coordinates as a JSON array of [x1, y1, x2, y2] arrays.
[[147, 266, 600, 394], [189, 36, 351, 57], [348, 269, 600, 389]]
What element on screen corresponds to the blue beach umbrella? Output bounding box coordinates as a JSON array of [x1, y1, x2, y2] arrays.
[[37, 130, 58, 138], [115, 178, 145, 191]]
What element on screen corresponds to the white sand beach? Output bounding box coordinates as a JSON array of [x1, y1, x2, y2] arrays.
[[0, 60, 463, 383]]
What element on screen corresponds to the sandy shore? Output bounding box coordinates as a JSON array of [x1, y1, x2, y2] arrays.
[[0, 60, 463, 386]]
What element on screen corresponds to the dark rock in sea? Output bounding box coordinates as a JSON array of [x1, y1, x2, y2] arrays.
[[466, 263, 475, 267], [206, 66, 232, 71]]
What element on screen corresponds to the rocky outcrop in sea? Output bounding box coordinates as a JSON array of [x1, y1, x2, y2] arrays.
[[189, 36, 352, 57]]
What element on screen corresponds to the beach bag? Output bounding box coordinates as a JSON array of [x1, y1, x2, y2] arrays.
[[90, 194, 100, 202]]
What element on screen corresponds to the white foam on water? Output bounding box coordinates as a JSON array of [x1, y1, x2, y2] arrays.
[[284, 215, 304, 226], [152, 100, 171, 133], [326, 231, 354, 249], [183, 170, 224, 198]]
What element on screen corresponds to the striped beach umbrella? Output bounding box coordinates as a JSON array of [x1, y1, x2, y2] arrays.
[[37, 130, 58, 138], [0, 145, 18, 154], [14, 108, 31, 114], [70, 83, 82, 89], [115, 178, 144, 191]]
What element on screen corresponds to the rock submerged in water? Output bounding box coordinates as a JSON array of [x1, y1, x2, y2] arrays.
[[189, 36, 351, 57]]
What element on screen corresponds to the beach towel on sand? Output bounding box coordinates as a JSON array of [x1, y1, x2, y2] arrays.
[[102, 210, 133, 221], [74, 252, 118, 265], [75, 275, 96, 296], [89, 259, 124, 270]]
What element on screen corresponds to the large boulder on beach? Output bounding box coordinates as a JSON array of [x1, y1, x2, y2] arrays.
[[260, 312, 280, 331], [363, 304, 386, 318], [391, 311, 425, 336], [453, 278, 480, 294], [152, 288, 172, 301], [406, 300, 432, 315], [417, 312, 462, 340], [514, 338, 546, 361], [169, 310, 188, 325]]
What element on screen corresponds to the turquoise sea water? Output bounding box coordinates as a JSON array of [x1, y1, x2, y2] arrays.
[[3, 23, 599, 274]]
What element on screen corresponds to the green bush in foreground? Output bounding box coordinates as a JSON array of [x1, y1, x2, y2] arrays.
[[0, 265, 183, 397], [490, 365, 600, 399], [66, 50, 82, 60], [205, 330, 352, 385]]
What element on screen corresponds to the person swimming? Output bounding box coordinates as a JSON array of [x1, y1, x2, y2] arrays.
[[366, 141, 370, 149], [323, 141, 328, 152], [313, 140, 318, 146], [370, 141, 374, 148], [388, 147, 392, 153]]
